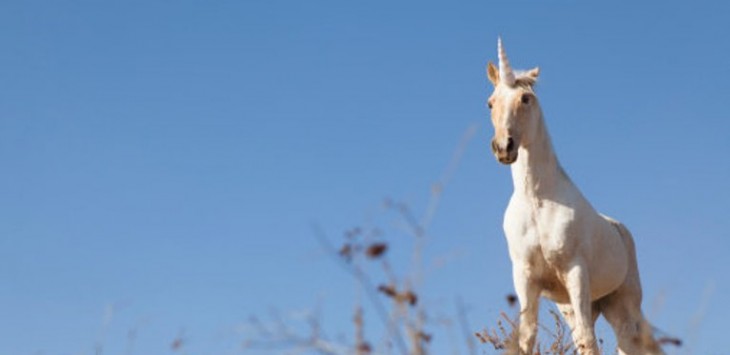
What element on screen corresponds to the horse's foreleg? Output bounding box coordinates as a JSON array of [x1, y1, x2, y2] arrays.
[[513, 267, 540, 354], [556, 302, 601, 335], [564, 262, 599, 355]]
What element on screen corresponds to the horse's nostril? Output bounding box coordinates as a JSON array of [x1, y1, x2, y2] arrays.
[[491, 139, 498, 153], [506, 137, 515, 152]]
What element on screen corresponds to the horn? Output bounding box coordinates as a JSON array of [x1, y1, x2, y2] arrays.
[[498, 37, 516, 86]]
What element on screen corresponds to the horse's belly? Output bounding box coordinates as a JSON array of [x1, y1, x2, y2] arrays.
[[533, 255, 621, 303], [536, 274, 571, 303], [586, 220, 629, 299]]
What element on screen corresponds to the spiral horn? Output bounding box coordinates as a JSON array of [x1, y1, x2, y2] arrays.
[[498, 37, 516, 86]]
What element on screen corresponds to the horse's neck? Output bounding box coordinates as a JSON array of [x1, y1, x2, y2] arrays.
[[510, 114, 567, 198]]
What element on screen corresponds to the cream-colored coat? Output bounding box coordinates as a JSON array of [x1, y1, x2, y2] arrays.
[[487, 38, 664, 355]]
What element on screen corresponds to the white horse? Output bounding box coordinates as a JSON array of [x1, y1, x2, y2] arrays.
[[486, 38, 664, 355]]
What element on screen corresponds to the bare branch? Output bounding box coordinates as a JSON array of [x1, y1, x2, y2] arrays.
[[311, 223, 409, 355]]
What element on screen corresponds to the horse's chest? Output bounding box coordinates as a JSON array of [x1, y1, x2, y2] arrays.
[[503, 198, 581, 267]]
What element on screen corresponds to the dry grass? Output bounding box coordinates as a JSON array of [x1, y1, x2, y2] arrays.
[[475, 308, 576, 355]]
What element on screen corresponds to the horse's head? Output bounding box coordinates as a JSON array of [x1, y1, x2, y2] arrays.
[[486, 38, 541, 165]]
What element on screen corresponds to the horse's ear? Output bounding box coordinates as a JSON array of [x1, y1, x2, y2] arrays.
[[526, 67, 540, 79], [487, 61, 499, 86]]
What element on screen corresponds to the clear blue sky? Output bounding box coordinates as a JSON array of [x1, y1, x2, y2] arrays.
[[1, 1, 728, 354]]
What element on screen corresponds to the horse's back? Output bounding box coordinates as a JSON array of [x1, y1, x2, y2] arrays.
[[600, 214, 636, 256]]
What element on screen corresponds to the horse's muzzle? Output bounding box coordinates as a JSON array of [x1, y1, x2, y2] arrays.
[[497, 152, 517, 165], [492, 136, 517, 165]]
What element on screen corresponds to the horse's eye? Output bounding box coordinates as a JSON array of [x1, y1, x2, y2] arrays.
[[521, 94, 530, 104]]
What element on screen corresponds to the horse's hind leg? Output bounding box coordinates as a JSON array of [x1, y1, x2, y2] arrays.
[[600, 223, 664, 355], [600, 286, 663, 355]]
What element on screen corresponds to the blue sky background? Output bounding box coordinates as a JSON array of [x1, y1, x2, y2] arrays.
[[1, 1, 729, 354]]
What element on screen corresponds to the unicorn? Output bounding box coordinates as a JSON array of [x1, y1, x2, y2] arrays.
[[486, 38, 664, 355]]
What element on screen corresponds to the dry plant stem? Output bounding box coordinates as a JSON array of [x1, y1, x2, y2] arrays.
[[243, 312, 346, 354], [393, 125, 480, 354], [245, 337, 344, 354], [476, 306, 585, 355], [380, 259, 398, 286], [354, 306, 369, 355], [420, 122, 480, 231], [456, 298, 477, 355], [312, 224, 409, 355], [312, 125, 479, 355], [389, 202, 428, 355]]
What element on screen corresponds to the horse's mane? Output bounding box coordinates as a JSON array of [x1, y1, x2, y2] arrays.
[[514, 71, 537, 89]]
